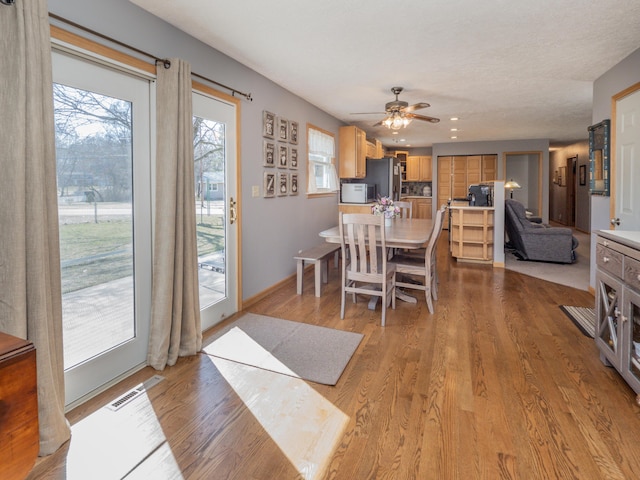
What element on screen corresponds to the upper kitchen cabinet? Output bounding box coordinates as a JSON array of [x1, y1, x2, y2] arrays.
[[339, 125, 366, 178], [406, 155, 432, 182], [366, 137, 384, 159]]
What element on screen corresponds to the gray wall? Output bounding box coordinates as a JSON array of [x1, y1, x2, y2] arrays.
[[591, 46, 640, 287], [432, 139, 551, 222], [48, 0, 344, 302]]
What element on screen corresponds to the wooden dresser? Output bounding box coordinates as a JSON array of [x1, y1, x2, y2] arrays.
[[0, 332, 39, 480]]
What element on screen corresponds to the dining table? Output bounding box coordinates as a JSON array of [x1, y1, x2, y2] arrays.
[[319, 217, 435, 308]]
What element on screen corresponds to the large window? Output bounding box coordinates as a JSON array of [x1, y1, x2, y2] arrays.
[[307, 124, 338, 194]]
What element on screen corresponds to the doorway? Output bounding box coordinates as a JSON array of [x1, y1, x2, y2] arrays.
[[192, 88, 239, 331], [612, 83, 640, 230], [503, 152, 543, 215]]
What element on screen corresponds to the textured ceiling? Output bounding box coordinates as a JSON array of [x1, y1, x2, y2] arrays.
[[130, 0, 640, 148]]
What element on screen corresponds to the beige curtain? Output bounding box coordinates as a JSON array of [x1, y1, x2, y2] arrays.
[[0, 0, 71, 455], [147, 58, 202, 370]]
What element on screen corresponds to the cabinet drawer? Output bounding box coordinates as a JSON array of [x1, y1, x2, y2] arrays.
[[625, 256, 640, 292], [596, 243, 623, 278]]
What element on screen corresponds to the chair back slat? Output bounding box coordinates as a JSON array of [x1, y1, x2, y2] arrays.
[[340, 213, 387, 276], [338, 212, 396, 325], [394, 201, 413, 219]]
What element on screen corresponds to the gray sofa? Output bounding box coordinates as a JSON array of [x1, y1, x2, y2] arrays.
[[505, 199, 578, 264]]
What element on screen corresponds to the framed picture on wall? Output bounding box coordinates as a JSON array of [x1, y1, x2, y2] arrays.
[[290, 147, 298, 169], [264, 171, 275, 198], [289, 121, 299, 144], [263, 110, 275, 139], [278, 143, 288, 168], [278, 171, 288, 196], [278, 117, 288, 142], [290, 173, 299, 195], [579, 164, 587, 186], [263, 140, 275, 167], [559, 166, 567, 186]]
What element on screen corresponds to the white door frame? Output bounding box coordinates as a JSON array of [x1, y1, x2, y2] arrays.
[[611, 82, 640, 230]]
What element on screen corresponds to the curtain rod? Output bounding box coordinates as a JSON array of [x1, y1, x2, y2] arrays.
[[48, 13, 253, 101]]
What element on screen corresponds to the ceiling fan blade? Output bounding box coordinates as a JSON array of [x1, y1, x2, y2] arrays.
[[402, 102, 430, 113], [372, 119, 384, 127], [350, 111, 386, 115], [406, 113, 440, 123]]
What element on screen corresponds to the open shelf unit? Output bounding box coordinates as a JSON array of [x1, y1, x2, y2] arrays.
[[449, 206, 494, 263]]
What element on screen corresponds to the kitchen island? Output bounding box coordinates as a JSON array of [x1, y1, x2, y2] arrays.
[[449, 205, 495, 264]]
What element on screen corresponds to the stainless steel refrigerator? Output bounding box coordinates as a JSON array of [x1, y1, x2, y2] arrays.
[[364, 157, 402, 200]]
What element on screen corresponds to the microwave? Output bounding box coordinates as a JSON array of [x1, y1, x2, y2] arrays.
[[341, 183, 376, 204]]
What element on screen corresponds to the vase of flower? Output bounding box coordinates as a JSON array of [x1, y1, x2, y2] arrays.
[[372, 196, 400, 226]]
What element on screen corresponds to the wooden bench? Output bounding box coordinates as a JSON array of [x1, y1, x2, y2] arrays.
[[294, 243, 341, 297]]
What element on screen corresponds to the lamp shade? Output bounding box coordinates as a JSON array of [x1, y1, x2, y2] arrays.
[[504, 179, 521, 190]]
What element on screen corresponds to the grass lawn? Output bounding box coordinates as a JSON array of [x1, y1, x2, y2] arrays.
[[59, 215, 224, 294]]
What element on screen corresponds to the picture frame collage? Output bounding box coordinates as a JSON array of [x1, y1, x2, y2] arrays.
[[263, 110, 298, 198]]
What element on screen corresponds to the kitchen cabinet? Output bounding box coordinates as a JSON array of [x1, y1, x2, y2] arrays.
[[401, 196, 432, 219], [366, 138, 383, 159], [449, 205, 494, 263], [415, 197, 432, 219], [595, 231, 640, 404], [339, 125, 366, 178], [437, 154, 497, 216], [338, 203, 374, 214], [406, 155, 432, 182]]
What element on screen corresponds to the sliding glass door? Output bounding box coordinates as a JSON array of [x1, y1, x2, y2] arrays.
[[52, 50, 152, 406]]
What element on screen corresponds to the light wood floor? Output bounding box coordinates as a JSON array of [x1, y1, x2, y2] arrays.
[[28, 236, 640, 479]]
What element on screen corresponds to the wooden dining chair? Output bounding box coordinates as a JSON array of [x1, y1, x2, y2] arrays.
[[394, 201, 413, 219], [339, 212, 396, 326], [391, 205, 446, 314]]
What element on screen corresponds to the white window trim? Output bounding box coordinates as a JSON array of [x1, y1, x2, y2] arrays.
[[307, 123, 338, 196]]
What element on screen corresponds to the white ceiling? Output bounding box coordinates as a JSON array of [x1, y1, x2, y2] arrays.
[[130, 0, 640, 148]]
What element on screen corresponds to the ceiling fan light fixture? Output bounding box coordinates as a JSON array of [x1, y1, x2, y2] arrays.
[[384, 111, 411, 130]]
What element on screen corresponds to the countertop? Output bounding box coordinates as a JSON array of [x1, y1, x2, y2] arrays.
[[597, 230, 640, 251], [449, 204, 495, 211], [401, 195, 432, 199]]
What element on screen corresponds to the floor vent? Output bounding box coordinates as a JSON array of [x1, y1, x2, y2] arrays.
[[106, 374, 165, 412]]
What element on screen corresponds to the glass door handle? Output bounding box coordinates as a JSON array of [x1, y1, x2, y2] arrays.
[[229, 197, 237, 225]]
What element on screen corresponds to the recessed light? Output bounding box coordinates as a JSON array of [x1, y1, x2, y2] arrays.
[[406, 144, 411, 147], [450, 117, 459, 121], [451, 136, 458, 139], [392, 131, 399, 135], [400, 139, 406, 142]]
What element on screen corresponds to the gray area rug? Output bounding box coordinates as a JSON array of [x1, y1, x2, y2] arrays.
[[505, 230, 591, 291], [202, 313, 363, 385], [560, 305, 596, 338]]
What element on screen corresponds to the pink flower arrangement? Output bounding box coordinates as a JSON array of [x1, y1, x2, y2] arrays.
[[371, 196, 400, 218]]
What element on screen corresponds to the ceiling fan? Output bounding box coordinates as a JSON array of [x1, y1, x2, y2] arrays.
[[353, 86, 440, 130]]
